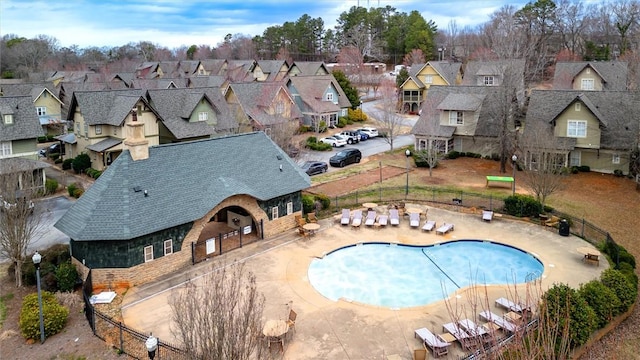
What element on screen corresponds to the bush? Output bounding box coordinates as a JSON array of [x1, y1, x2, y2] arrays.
[[67, 183, 78, 197], [579, 280, 621, 328], [85, 168, 102, 179], [37, 136, 47, 143], [18, 245, 71, 288], [62, 158, 74, 170], [600, 268, 637, 315], [45, 178, 58, 195], [72, 153, 91, 174], [337, 118, 348, 128], [578, 165, 591, 172], [54, 158, 63, 164], [46, 135, 54, 142], [305, 137, 332, 151], [49, 153, 60, 161], [55, 262, 79, 292], [347, 108, 367, 122], [446, 151, 460, 159], [542, 283, 597, 348], [314, 193, 331, 210], [503, 194, 543, 217], [301, 194, 315, 214], [613, 169, 624, 177], [72, 188, 84, 198], [19, 291, 69, 340]]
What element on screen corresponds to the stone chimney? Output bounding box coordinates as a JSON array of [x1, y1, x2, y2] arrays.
[[124, 108, 149, 161]]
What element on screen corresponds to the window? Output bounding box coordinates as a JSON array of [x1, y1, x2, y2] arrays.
[[144, 245, 154, 262], [84, 123, 89, 138], [567, 120, 587, 138], [484, 76, 494, 86], [569, 151, 581, 167], [424, 75, 433, 84], [271, 206, 279, 219], [581, 79, 594, 90], [449, 111, 463, 125], [3, 114, 13, 124], [326, 93, 334, 101], [0, 141, 12, 157], [164, 239, 173, 256], [286, 202, 293, 215], [198, 112, 208, 121], [612, 154, 620, 164], [275, 102, 284, 114], [36, 107, 47, 116], [574, 103, 581, 111], [95, 125, 102, 135]]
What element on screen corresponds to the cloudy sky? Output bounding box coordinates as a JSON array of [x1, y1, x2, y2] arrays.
[[3, 0, 537, 49]]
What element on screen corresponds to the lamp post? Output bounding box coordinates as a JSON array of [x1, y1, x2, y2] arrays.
[[146, 333, 158, 359], [511, 154, 518, 195], [32, 251, 45, 344], [405, 149, 411, 195]]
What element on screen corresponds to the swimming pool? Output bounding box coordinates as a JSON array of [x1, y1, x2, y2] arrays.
[[307, 240, 544, 308]]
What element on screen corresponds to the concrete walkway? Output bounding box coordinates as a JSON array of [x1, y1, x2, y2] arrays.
[[120, 205, 606, 359]]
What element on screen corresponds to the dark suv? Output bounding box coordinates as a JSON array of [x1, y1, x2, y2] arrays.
[[338, 131, 360, 144], [329, 148, 362, 167], [300, 161, 328, 176]]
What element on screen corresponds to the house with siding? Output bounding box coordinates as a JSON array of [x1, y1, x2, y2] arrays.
[[1, 83, 65, 136], [400, 61, 463, 113], [523, 90, 639, 175], [288, 61, 331, 77], [552, 61, 628, 91], [0, 95, 44, 160], [287, 75, 352, 130], [54, 131, 311, 288]]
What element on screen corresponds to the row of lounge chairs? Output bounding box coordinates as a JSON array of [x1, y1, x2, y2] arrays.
[[340, 208, 455, 235]]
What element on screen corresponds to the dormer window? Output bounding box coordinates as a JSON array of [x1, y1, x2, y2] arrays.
[[275, 102, 284, 114], [326, 93, 334, 101], [483, 76, 494, 86], [198, 112, 208, 121], [424, 75, 433, 84], [36, 107, 46, 116], [567, 120, 587, 138], [449, 111, 464, 125], [3, 114, 13, 124], [581, 79, 594, 90], [575, 103, 581, 111]]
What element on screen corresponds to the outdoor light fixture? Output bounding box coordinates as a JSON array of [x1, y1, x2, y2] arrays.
[[32, 251, 45, 344], [405, 149, 412, 195], [511, 154, 518, 195], [146, 333, 158, 359]]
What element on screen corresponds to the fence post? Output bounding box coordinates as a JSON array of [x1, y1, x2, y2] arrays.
[[119, 322, 124, 354], [218, 233, 222, 255], [581, 218, 585, 238], [191, 242, 195, 265], [260, 219, 264, 239], [239, 229, 243, 248]]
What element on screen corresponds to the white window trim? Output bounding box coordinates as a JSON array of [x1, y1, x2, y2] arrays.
[[574, 103, 581, 111], [3, 114, 13, 124], [612, 154, 620, 164], [198, 111, 208, 121], [581, 78, 594, 90], [567, 120, 587, 138], [484, 76, 494, 86], [1, 141, 12, 157], [95, 125, 102, 135], [144, 245, 154, 262], [286, 202, 293, 215], [570, 151, 581, 167], [36, 107, 47, 116], [326, 93, 334, 101], [424, 75, 433, 84], [271, 206, 279, 219], [449, 111, 463, 125], [164, 239, 173, 256]]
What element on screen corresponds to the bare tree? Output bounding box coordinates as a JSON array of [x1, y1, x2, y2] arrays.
[[518, 121, 567, 208], [170, 262, 265, 360], [373, 79, 404, 151], [0, 159, 48, 287], [414, 140, 443, 177], [402, 49, 425, 67]]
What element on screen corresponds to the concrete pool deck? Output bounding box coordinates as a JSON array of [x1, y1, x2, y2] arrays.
[[120, 205, 607, 359]]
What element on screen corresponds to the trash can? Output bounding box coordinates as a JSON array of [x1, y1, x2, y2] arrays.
[[559, 219, 570, 236]]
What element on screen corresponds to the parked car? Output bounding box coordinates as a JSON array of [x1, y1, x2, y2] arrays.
[[354, 129, 370, 141], [300, 161, 328, 176], [48, 142, 65, 155], [356, 127, 379, 138], [320, 135, 347, 147], [338, 131, 360, 144], [38, 148, 47, 157], [330, 148, 362, 167]]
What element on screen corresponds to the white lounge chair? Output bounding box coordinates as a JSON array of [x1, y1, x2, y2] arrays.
[[436, 223, 454, 235], [479, 310, 519, 333], [414, 327, 450, 358], [458, 319, 490, 340], [495, 297, 528, 313], [365, 210, 376, 226], [421, 220, 436, 232], [482, 210, 494, 222], [410, 212, 420, 228], [442, 322, 477, 350], [351, 210, 363, 228], [377, 214, 388, 227], [389, 209, 400, 226], [340, 209, 351, 225]]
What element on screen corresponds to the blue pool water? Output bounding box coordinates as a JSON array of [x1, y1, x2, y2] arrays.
[[307, 240, 544, 308]]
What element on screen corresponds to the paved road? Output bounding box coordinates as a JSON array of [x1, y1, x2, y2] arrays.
[[27, 195, 74, 254]]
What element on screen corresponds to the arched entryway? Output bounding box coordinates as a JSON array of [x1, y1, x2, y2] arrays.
[[192, 205, 263, 263]]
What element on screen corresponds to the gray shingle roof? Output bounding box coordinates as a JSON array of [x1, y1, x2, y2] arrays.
[[408, 61, 462, 88], [86, 137, 122, 152], [0, 96, 44, 141], [228, 82, 302, 126], [54, 131, 311, 241], [69, 89, 148, 124], [146, 88, 217, 139], [287, 75, 351, 112], [552, 61, 628, 90], [461, 59, 526, 86], [525, 90, 639, 150]]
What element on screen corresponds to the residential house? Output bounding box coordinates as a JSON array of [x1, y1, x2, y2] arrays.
[[523, 90, 639, 175], [411, 86, 514, 157], [462, 59, 526, 106], [226, 60, 258, 82], [1, 83, 65, 136], [199, 59, 228, 76], [288, 61, 331, 77], [0, 95, 44, 160], [400, 61, 463, 113], [54, 131, 311, 288], [552, 61, 628, 91], [66, 89, 159, 170], [287, 75, 352, 130], [256, 60, 290, 82], [225, 81, 302, 134]]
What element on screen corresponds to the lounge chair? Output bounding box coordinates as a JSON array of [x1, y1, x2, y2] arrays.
[[482, 210, 494, 222], [414, 328, 450, 358], [421, 220, 436, 232], [410, 212, 420, 228], [340, 209, 351, 225], [458, 319, 490, 342], [377, 214, 388, 227], [495, 297, 527, 313], [443, 322, 477, 350], [389, 209, 400, 226], [436, 223, 454, 235], [351, 210, 363, 228], [365, 210, 376, 226], [308, 212, 318, 223], [479, 310, 519, 333]]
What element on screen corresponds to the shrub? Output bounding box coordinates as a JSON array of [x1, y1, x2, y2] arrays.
[[19, 245, 71, 288], [72, 153, 91, 174], [446, 151, 460, 159], [542, 283, 597, 348], [305, 137, 332, 151], [301, 194, 315, 214], [297, 125, 312, 133], [49, 153, 60, 161], [45, 178, 58, 195], [579, 280, 621, 328], [314, 193, 331, 210], [62, 158, 74, 170], [613, 169, 624, 177], [503, 194, 543, 217], [54, 158, 63, 164], [600, 268, 637, 314], [19, 291, 69, 340], [337, 118, 348, 128], [55, 262, 79, 292], [72, 188, 84, 198], [578, 165, 590, 172], [347, 108, 367, 122], [37, 136, 47, 143], [46, 135, 54, 141], [67, 183, 78, 197]]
